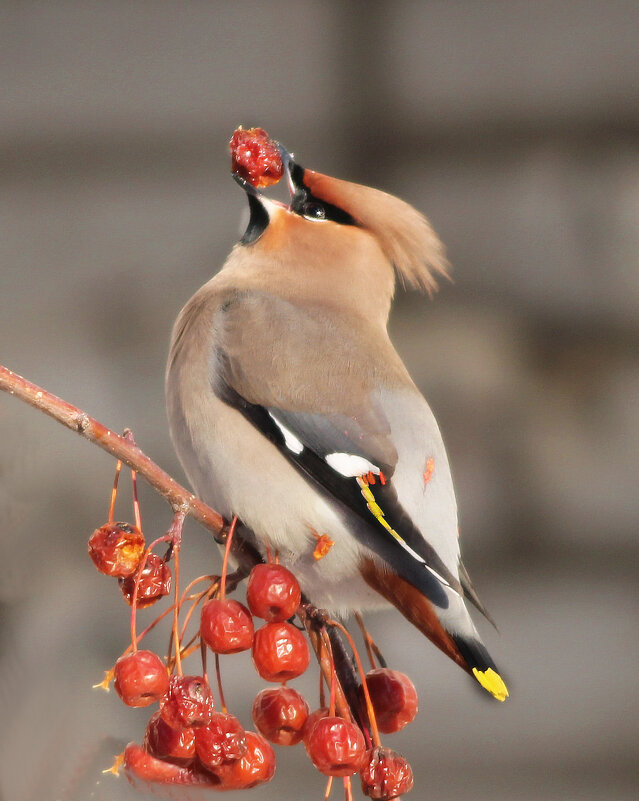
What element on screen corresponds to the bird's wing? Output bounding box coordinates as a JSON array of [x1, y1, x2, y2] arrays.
[[211, 289, 461, 607]]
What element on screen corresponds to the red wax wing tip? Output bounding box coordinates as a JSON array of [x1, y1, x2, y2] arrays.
[[230, 127, 283, 188]]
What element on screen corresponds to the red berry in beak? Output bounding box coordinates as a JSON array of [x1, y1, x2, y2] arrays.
[[230, 127, 283, 189]]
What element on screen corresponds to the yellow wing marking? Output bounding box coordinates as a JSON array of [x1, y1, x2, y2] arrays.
[[357, 478, 419, 552]]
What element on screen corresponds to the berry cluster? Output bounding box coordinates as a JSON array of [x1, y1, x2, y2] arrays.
[[88, 459, 417, 799]]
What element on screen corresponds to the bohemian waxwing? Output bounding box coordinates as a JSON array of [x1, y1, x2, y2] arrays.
[[166, 140, 508, 702]]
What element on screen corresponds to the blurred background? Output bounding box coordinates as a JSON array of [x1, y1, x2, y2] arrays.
[[2, 2, 639, 799]]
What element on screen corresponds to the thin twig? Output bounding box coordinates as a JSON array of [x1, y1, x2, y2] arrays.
[[0, 364, 224, 534]]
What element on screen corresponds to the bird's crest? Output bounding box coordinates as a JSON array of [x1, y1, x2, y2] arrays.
[[303, 170, 451, 295]]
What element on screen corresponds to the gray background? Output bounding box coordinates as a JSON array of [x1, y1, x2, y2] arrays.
[[1, 2, 638, 800]]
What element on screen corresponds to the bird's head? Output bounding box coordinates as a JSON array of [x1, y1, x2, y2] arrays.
[[231, 136, 450, 311]]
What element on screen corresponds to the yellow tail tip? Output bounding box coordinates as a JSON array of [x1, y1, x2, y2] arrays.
[[472, 667, 509, 701]]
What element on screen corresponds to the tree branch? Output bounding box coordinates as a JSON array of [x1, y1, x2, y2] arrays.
[[0, 364, 224, 535]]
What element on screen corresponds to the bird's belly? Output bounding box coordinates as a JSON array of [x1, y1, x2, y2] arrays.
[[170, 394, 387, 616]]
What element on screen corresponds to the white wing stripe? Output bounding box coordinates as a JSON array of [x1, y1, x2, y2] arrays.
[[325, 452, 380, 477], [269, 413, 304, 454]]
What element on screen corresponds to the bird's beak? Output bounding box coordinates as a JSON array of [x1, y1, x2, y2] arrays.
[[276, 142, 304, 201], [232, 171, 261, 198]]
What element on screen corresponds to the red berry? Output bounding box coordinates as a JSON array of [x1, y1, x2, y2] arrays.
[[363, 669, 418, 733], [119, 552, 172, 608], [230, 127, 283, 189], [360, 746, 414, 799], [124, 741, 221, 791], [88, 522, 144, 578], [305, 717, 366, 777], [252, 621, 310, 682], [113, 650, 169, 708], [252, 686, 309, 746], [144, 711, 195, 764], [246, 564, 301, 622], [160, 675, 214, 729], [200, 598, 254, 654], [211, 730, 276, 790], [302, 706, 330, 748], [194, 712, 247, 769]]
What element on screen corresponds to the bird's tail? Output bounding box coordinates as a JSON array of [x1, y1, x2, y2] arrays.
[[450, 632, 509, 701], [360, 557, 509, 701]]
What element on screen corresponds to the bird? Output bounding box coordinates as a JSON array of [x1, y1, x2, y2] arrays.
[[165, 135, 508, 702]]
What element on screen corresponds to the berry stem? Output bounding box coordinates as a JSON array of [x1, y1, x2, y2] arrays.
[[168, 511, 186, 676], [324, 776, 334, 800], [179, 584, 218, 642], [319, 663, 326, 709], [124, 429, 143, 532], [355, 612, 386, 670], [200, 631, 208, 685], [300, 608, 351, 721], [320, 628, 337, 718], [327, 618, 382, 748], [131, 470, 142, 532], [219, 515, 238, 601], [129, 533, 172, 652], [343, 776, 354, 801], [108, 459, 123, 523], [215, 653, 228, 714]]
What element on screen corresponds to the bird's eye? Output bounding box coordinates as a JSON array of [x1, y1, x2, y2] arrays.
[[302, 202, 326, 221]]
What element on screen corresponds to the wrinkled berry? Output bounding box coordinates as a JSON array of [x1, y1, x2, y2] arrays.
[[246, 563, 301, 622], [252, 686, 309, 746], [200, 598, 254, 654], [88, 522, 144, 578], [252, 621, 310, 682], [113, 650, 169, 708]]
